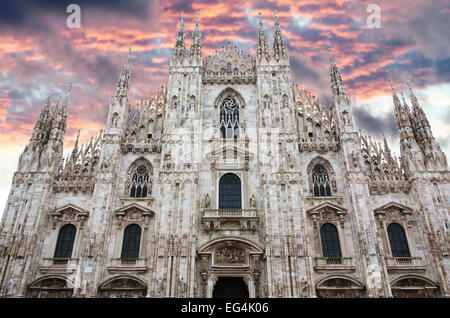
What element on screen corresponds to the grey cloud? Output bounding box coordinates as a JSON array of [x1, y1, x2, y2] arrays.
[[353, 105, 398, 138]]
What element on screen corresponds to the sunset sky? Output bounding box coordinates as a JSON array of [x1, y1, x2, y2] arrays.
[[0, 0, 449, 214]]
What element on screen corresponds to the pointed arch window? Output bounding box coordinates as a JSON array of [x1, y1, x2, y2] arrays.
[[121, 224, 142, 259], [54, 224, 76, 258], [387, 223, 410, 257], [312, 164, 332, 196], [320, 223, 342, 258], [219, 173, 242, 209], [220, 97, 240, 139], [130, 165, 150, 198]]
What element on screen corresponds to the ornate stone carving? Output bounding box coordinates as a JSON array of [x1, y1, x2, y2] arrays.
[[391, 277, 438, 298], [115, 203, 154, 229], [316, 278, 365, 298], [99, 278, 147, 298], [215, 246, 245, 264]]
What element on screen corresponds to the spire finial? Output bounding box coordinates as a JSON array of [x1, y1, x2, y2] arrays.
[[127, 46, 132, 62], [62, 81, 72, 109], [190, 11, 202, 58], [74, 129, 80, 149], [272, 9, 286, 60], [256, 9, 269, 62], [328, 42, 346, 97], [406, 80, 415, 95], [174, 11, 186, 59], [389, 80, 395, 93]]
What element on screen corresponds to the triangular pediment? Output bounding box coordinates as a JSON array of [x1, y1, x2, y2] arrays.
[[115, 203, 154, 217], [204, 144, 254, 162], [307, 202, 346, 215], [51, 204, 88, 216], [374, 201, 413, 214]]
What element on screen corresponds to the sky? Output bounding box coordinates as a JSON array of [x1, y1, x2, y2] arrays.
[[0, 0, 449, 215]]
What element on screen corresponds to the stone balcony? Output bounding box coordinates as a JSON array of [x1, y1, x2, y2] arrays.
[[385, 257, 426, 273], [107, 258, 148, 274], [313, 257, 356, 273], [39, 258, 79, 274], [201, 209, 260, 232]]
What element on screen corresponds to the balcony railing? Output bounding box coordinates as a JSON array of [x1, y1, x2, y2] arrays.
[[107, 258, 148, 273], [314, 257, 355, 272], [39, 258, 79, 273], [385, 257, 426, 272], [201, 209, 259, 232]]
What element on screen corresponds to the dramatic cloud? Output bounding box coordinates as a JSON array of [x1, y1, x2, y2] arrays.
[[353, 105, 398, 137], [0, 0, 449, 212]]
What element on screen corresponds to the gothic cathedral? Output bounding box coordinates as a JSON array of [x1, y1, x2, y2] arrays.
[[0, 12, 449, 298]]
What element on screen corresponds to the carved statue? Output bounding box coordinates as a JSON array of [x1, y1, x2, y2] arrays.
[[350, 150, 359, 168], [201, 193, 211, 208], [250, 194, 256, 208], [179, 277, 186, 296], [287, 153, 295, 168], [165, 151, 172, 169]]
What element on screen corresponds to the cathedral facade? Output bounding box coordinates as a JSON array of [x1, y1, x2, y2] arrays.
[[0, 12, 449, 298]]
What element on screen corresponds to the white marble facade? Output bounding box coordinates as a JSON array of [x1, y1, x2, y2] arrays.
[[0, 12, 449, 298]]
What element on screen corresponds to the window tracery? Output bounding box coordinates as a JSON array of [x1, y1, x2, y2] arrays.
[[312, 164, 332, 196], [127, 162, 152, 198], [220, 97, 240, 139]]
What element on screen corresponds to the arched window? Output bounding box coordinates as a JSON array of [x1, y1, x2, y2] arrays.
[[312, 164, 332, 196], [130, 165, 150, 198], [320, 223, 342, 258], [121, 224, 142, 259], [219, 173, 242, 209], [387, 223, 410, 257], [220, 97, 239, 139], [54, 224, 76, 258]]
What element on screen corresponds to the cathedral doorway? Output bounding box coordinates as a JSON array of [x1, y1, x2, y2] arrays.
[[212, 277, 249, 298], [197, 237, 264, 298]]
